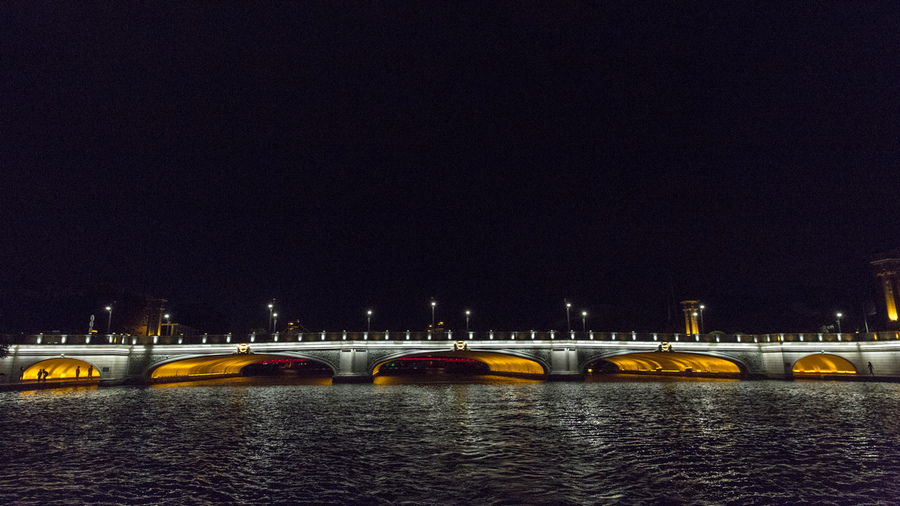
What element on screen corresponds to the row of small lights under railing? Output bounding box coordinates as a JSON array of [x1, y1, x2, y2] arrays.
[[23, 330, 900, 345]]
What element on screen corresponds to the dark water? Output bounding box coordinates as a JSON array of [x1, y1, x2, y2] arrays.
[[2, 376, 900, 505]]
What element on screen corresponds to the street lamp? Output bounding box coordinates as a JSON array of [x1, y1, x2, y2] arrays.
[[581, 311, 587, 332], [565, 300, 572, 332], [273, 313, 278, 333], [105, 305, 113, 334], [431, 300, 436, 329], [836, 312, 843, 334], [268, 302, 274, 334], [699, 304, 705, 334], [164, 313, 171, 336], [367, 310, 372, 333], [465, 310, 471, 332]]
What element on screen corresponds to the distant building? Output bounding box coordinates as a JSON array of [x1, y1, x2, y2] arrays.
[[163, 322, 197, 337], [136, 298, 167, 336]]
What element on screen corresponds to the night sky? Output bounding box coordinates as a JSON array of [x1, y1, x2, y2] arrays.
[[3, 3, 898, 335]]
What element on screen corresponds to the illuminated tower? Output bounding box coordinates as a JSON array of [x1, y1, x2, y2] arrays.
[[872, 256, 900, 324], [681, 300, 700, 334], [144, 298, 168, 336]]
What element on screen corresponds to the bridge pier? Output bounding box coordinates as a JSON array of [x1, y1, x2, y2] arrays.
[[333, 348, 373, 383], [760, 349, 793, 380], [549, 347, 582, 380]]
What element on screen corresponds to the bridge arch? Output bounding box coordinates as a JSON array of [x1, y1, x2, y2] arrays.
[[370, 350, 548, 377], [145, 352, 337, 381], [23, 358, 100, 381], [581, 351, 749, 377], [792, 353, 857, 376]]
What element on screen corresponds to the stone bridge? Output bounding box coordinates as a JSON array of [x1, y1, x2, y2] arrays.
[[3, 330, 900, 386]]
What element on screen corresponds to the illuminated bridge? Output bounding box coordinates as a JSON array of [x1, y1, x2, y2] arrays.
[[3, 330, 900, 386]]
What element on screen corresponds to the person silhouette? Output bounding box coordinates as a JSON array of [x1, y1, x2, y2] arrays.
[[75, 366, 81, 380], [88, 366, 93, 379], [868, 362, 874, 375]]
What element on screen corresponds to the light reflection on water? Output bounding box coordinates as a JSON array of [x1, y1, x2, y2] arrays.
[[373, 374, 541, 386], [15, 385, 100, 396], [2, 376, 900, 505], [150, 376, 332, 389], [585, 373, 739, 383]]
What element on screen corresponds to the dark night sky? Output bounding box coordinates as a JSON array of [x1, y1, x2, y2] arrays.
[[2, 3, 898, 334]]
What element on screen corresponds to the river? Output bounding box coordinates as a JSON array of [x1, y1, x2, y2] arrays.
[[2, 376, 899, 505]]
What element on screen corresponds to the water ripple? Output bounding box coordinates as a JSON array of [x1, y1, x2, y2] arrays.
[[2, 379, 900, 504]]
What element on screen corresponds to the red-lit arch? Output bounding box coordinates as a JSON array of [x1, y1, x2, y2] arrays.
[[372, 350, 547, 376]]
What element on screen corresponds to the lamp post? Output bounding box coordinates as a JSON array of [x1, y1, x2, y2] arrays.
[[273, 313, 278, 333], [367, 310, 372, 333], [863, 303, 870, 333], [164, 313, 171, 336], [465, 310, 471, 332], [699, 304, 705, 334], [268, 303, 274, 334], [836, 312, 843, 334], [581, 311, 587, 332], [565, 300, 572, 332], [431, 300, 436, 330], [105, 305, 113, 334]]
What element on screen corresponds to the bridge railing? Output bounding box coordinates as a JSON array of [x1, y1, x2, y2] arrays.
[[4, 331, 899, 346]]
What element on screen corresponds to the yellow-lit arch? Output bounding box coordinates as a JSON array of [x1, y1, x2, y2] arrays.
[[792, 354, 856, 375], [598, 352, 742, 375], [24, 358, 99, 381], [372, 351, 545, 376], [150, 354, 332, 380]]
